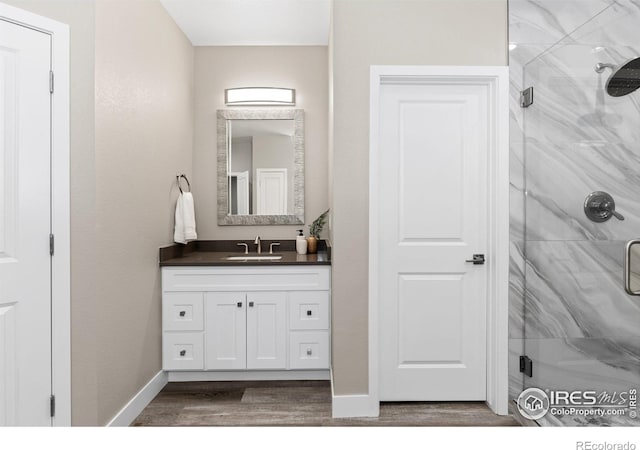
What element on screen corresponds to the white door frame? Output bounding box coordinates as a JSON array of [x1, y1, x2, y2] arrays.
[[368, 66, 509, 417], [0, 3, 70, 426]]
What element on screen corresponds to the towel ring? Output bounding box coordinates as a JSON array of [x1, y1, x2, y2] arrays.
[[177, 174, 191, 193]]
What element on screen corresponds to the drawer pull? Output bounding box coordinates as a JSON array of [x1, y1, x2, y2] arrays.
[[249, 301, 254, 307], [179, 350, 186, 357], [237, 302, 242, 308], [306, 348, 312, 356], [179, 311, 186, 317], [307, 310, 312, 316]]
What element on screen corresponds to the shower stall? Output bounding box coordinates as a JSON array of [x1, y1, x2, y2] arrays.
[[509, 0, 640, 426]]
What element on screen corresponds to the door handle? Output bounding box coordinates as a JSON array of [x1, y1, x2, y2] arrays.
[[465, 254, 485, 265], [624, 240, 640, 295]]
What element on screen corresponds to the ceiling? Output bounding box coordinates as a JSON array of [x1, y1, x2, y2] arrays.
[[159, 0, 331, 46]]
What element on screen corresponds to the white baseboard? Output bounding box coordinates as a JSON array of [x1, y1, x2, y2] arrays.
[[168, 370, 330, 382], [331, 394, 379, 418], [106, 370, 168, 427], [330, 369, 379, 418]]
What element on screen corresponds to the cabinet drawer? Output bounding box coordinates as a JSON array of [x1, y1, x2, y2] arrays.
[[163, 332, 204, 370], [289, 331, 329, 369], [289, 291, 329, 330], [162, 266, 330, 292], [163, 293, 203, 331]]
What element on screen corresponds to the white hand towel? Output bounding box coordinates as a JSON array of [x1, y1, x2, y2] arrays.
[[174, 192, 197, 244], [181, 192, 197, 241], [174, 193, 186, 244]]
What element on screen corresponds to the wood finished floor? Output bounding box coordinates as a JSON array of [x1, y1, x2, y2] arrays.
[[132, 381, 520, 427]]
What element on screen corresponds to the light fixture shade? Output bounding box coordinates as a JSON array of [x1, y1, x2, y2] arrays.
[[225, 87, 296, 106]]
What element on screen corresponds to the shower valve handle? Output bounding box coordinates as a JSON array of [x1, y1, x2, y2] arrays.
[[602, 201, 624, 221], [584, 191, 624, 222]]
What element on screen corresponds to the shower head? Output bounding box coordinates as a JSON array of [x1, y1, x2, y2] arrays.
[[595, 62, 615, 73], [595, 57, 640, 97]]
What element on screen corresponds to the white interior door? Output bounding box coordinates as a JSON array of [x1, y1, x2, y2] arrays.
[[256, 168, 287, 215], [0, 19, 52, 425], [377, 79, 489, 401]]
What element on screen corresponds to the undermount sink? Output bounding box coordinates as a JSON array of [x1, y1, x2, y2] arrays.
[[225, 255, 283, 261]]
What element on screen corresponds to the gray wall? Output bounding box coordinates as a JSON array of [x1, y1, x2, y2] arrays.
[[193, 46, 329, 240], [94, 0, 193, 425], [230, 137, 252, 174], [330, 0, 508, 395]]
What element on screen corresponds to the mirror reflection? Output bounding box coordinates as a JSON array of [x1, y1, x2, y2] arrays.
[[216, 109, 304, 226], [228, 119, 295, 215]]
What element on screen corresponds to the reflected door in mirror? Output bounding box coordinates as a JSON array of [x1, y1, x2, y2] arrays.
[[257, 168, 287, 215]]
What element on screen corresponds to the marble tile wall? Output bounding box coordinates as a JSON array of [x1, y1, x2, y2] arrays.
[[509, 0, 640, 426]]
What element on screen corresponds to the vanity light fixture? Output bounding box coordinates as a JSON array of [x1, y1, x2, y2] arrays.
[[225, 87, 296, 106]]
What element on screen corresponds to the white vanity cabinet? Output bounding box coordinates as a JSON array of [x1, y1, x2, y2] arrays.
[[161, 265, 330, 379], [162, 292, 205, 370], [205, 291, 287, 370]]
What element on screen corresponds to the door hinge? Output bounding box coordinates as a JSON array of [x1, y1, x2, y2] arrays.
[[50, 395, 55, 417], [49, 70, 54, 94], [49, 234, 54, 256], [520, 86, 533, 108], [520, 355, 533, 377]]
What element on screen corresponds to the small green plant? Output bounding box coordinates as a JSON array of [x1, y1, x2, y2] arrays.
[[309, 209, 329, 238]]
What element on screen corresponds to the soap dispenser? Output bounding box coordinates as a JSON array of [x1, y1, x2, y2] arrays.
[[296, 229, 307, 255]]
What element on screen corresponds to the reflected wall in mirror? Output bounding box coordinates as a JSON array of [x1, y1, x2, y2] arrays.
[[217, 109, 304, 225]]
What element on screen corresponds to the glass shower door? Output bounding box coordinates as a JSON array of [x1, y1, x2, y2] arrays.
[[520, 7, 640, 426]]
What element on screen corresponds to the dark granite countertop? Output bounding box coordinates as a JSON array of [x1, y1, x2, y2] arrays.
[[159, 240, 331, 267]]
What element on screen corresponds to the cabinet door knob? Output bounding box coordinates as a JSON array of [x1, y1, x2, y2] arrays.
[[179, 350, 186, 357], [179, 311, 186, 317], [237, 302, 242, 308], [249, 301, 254, 307], [306, 348, 312, 356], [307, 310, 312, 316]]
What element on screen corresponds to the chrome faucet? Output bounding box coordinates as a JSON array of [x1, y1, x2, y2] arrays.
[[254, 235, 261, 254]]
